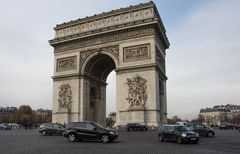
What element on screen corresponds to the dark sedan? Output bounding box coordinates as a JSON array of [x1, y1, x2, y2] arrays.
[[219, 123, 234, 130], [63, 121, 118, 143], [39, 123, 65, 136], [126, 123, 148, 131], [158, 125, 199, 144], [191, 124, 215, 137]]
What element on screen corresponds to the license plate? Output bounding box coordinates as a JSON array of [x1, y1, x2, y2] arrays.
[[190, 138, 196, 140]]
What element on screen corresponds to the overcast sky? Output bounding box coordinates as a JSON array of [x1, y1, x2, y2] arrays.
[[0, 0, 239, 120]]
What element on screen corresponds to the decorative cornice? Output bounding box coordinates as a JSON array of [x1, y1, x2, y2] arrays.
[[52, 73, 107, 85], [52, 25, 155, 53], [54, 1, 155, 30], [49, 20, 157, 46], [116, 63, 167, 80]]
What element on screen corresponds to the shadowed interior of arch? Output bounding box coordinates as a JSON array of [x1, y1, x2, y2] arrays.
[[84, 54, 116, 81]]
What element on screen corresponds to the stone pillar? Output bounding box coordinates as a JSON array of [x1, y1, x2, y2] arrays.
[[100, 85, 106, 127], [163, 80, 167, 124]]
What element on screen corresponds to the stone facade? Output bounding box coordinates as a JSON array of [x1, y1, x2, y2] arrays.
[[49, 1, 169, 126], [200, 104, 240, 126], [0, 107, 17, 123]]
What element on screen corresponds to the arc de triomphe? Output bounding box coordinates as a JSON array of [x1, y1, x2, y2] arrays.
[[49, 1, 169, 126]]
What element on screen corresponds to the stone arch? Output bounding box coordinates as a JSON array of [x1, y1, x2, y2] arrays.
[[81, 49, 118, 125], [81, 49, 118, 79]]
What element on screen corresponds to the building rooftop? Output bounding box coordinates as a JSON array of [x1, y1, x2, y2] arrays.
[[200, 104, 240, 113], [0, 106, 18, 113]]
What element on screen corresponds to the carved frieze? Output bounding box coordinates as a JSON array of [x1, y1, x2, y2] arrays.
[[123, 44, 150, 62], [58, 84, 72, 112], [54, 7, 154, 38], [54, 26, 155, 52], [56, 56, 77, 72], [126, 74, 147, 109]]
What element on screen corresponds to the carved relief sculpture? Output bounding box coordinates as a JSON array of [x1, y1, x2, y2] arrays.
[[58, 84, 72, 112], [57, 56, 77, 72], [123, 44, 150, 62], [54, 7, 154, 38], [126, 75, 147, 109]]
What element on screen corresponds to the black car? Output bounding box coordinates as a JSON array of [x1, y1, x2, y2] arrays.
[[191, 124, 215, 137], [0, 123, 12, 130], [63, 121, 118, 143], [39, 123, 65, 136], [126, 123, 148, 131], [158, 125, 199, 144], [219, 123, 234, 130]]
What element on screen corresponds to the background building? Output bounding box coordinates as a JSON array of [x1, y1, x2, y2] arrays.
[[33, 108, 52, 124], [0, 106, 17, 123], [199, 104, 240, 126]]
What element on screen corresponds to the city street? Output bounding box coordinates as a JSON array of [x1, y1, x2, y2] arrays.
[[0, 128, 240, 154]]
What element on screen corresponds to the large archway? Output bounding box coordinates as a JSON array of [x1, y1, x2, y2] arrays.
[[82, 53, 116, 125], [50, 2, 170, 126]]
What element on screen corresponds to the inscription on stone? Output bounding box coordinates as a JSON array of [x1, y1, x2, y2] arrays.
[[123, 44, 150, 62], [57, 56, 77, 72]]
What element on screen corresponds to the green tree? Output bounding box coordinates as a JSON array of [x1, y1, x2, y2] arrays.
[[191, 114, 204, 123], [9, 114, 18, 123], [20, 114, 31, 124], [167, 116, 182, 124], [18, 105, 33, 125]]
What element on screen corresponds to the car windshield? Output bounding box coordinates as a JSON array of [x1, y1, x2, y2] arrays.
[[92, 122, 104, 129], [174, 126, 188, 132]]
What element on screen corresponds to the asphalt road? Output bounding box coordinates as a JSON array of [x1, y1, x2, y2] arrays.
[[0, 128, 240, 154]]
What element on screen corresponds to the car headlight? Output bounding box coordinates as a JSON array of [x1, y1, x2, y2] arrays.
[[109, 131, 115, 135], [181, 133, 187, 137], [196, 133, 199, 137]]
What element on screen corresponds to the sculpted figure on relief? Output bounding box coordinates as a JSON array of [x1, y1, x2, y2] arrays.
[[126, 74, 147, 108]]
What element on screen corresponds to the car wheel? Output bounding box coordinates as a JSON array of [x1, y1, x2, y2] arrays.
[[68, 133, 76, 142], [158, 135, 164, 142], [193, 141, 198, 144], [207, 131, 214, 137], [101, 134, 110, 143], [42, 130, 47, 136], [129, 128, 133, 131], [176, 137, 182, 144]]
